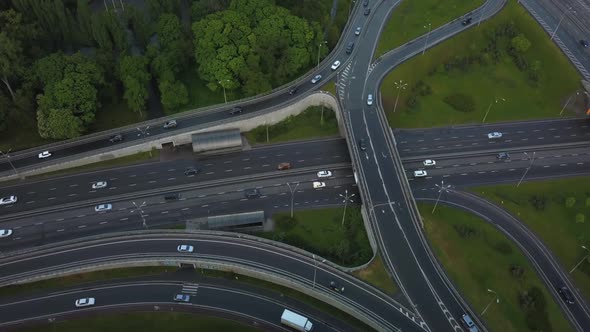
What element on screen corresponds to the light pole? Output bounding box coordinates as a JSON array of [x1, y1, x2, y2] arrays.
[[286, 182, 300, 218], [517, 151, 536, 187], [339, 189, 355, 227], [570, 245, 590, 273], [432, 180, 452, 214], [317, 41, 327, 69], [0, 149, 18, 176], [478, 0, 490, 26], [312, 254, 317, 289], [349, 0, 356, 14], [130, 201, 148, 229], [136, 125, 150, 137], [218, 79, 230, 104], [551, 6, 575, 41], [481, 288, 500, 316], [560, 91, 583, 116], [482, 97, 505, 124], [422, 23, 432, 55], [393, 80, 408, 113]]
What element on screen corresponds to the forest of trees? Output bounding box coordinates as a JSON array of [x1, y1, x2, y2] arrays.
[[0, 0, 345, 142]]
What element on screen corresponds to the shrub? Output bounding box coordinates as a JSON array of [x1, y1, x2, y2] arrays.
[[453, 224, 478, 238], [492, 241, 513, 255], [586, 197, 590, 207], [576, 213, 585, 224], [565, 197, 576, 208], [509, 264, 525, 279], [406, 95, 419, 109], [529, 195, 546, 211], [443, 93, 476, 113]]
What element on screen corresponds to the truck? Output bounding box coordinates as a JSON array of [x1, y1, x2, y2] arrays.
[[281, 309, 313, 332]]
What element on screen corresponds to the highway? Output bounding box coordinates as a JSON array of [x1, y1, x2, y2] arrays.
[[0, 278, 353, 331]]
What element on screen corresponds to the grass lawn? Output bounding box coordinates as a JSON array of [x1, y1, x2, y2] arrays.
[[16, 312, 260, 332], [375, 0, 484, 58], [380, 0, 581, 128], [421, 203, 572, 332], [0, 267, 170, 298], [244, 106, 340, 144], [473, 177, 590, 301], [321, 79, 337, 96], [257, 207, 372, 267], [352, 254, 397, 296], [26, 149, 160, 180]]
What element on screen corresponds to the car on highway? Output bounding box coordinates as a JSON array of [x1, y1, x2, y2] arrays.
[[346, 41, 354, 54], [329, 281, 344, 293], [229, 106, 243, 115], [331, 60, 341, 70], [317, 170, 332, 178], [245, 188, 261, 199], [311, 75, 322, 84], [581, 39, 589, 48], [94, 204, 112, 212], [109, 134, 123, 143], [461, 314, 478, 332], [289, 86, 298, 95], [75, 297, 95, 308], [363, 0, 369, 6], [355, 27, 361, 36], [174, 294, 191, 302], [184, 167, 199, 175], [0, 195, 17, 205], [358, 138, 367, 151], [277, 162, 291, 170], [164, 193, 180, 201], [557, 286, 575, 304], [92, 181, 107, 189], [364, 8, 370, 16], [462, 17, 472, 26], [367, 94, 373, 105], [413, 170, 427, 178], [423, 159, 436, 166], [177, 244, 194, 253], [0, 229, 13, 238], [487, 132, 502, 139], [313, 181, 326, 189], [38, 151, 52, 159], [497, 152, 510, 160], [163, 119, 177, 129]]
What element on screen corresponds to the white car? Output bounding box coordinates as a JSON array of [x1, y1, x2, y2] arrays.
[[331, 60, 341, 70], [0, 195, 17, 205], [177, 244, 194, 253], [487, 132, 502, 139], [38, 151, 52, 159], [317, 170, 332, 178], [311, 75, 322, 84], [92, 181, 107, 189], [367, 94, 373, 105], [355, 27, 361, 36], [423, 159, 436, 166], [94, 204, 112, 212], [75, 297, 95, 308], [414, 170, 428, 178], [313, 181, 326, 189], [0, 229, 13, 238]]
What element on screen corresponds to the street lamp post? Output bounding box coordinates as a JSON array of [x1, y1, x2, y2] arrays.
[[517, 152, 536, 187], [393, 80, 408, 113], [0, 149, 18, 176], [312, 254, 317, 289], [560, 91, 581, 116], [136, 126, 150, 137], [422, 23, 432, 55], [339, 189, 355, 227], [349, 0, 356, 14], [481, 288, 500, 316], [130, 201, 148, 229], [551, 6, 575, 41], [432, 180, 452, 214], [286, 182, 300, 218], [570, 245, 590, 273], [218, 79, 230, 104], [478, 0, 490, 26], [317, 41, 327, 69], [482, 97, 505, 124]]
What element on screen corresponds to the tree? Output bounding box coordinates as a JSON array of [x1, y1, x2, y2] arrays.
[[511, 33, 531, 53], [0, 32, 20, 100], [576, 213, 585, 224], [159, 79, 188, 112], [155, 14, 190, 73], [119, 55, 151, 115]]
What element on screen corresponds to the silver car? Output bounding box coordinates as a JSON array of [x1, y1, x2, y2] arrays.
[[311, 75, 322, 84], [0, 196, 17, 205], [355, 27, 361, 36], [94, 204, 112, 212]]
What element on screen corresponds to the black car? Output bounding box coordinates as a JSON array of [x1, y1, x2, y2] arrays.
[[364, 8, 370, 16], [462, 17, 472, 26], [289, 86, 298, 95], [229, 106, 243, 115], [109, 134, 123, 143], [358, 139, 367, 151], [329, 281, 344, 293], [164, 193, 180, 201], [557, 286, 575, 304], [497, 152, 510, 160], [581, 39, 589, 48], [363, 0, 369, 7], [184, 167, 199, 176], [244, 188, 261, 199]]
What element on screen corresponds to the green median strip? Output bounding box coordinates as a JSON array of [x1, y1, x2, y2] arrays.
[[421, 203, 573, 332], [473, 176, 590, 302], [352, 254, 397, 296]]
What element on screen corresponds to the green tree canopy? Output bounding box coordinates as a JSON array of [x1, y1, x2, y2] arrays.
[[119, 55, 151, 115], [511, 33, 531, 53], [159, 79, 188, 112]]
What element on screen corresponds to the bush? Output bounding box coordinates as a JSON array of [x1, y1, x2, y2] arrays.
[[518, 286, 552, 332], [576, 213, 585, 224], [453, 224, 478, 238], [565, 197, 576, 208], [443, 93, 476, 113], [492, 241, 513, 255], [529, 195, 546, 211], [586, 197, 590, 207], [406, 95, 419, 109], [509, 264, 525, 279]]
